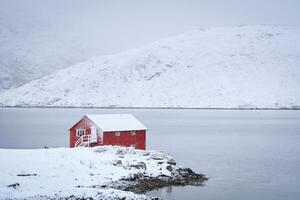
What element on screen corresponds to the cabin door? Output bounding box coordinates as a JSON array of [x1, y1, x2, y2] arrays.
[[90, 126, 97, 143]]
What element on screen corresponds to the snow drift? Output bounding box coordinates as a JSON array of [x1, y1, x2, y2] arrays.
[[0, 25, 300, 108]]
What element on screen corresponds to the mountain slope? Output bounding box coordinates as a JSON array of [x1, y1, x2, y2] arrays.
[[0, 4, 95, 92], [0, 25, 300, 108]]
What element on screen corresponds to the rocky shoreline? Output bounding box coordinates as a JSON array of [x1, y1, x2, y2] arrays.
[[112, 168, 207, 194], [66, 167, 207, 200]]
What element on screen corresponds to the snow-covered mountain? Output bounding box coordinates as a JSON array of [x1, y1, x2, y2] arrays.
[[0, 3, 102, 92], [0, 25, 300, 108]]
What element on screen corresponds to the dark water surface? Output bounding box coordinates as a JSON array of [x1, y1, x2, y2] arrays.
[[0, 108, 300, 200]]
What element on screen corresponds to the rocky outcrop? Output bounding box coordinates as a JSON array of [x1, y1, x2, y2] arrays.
[[114, 168, 207, 193]]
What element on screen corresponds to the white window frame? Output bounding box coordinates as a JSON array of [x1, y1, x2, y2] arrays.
[[130, 131, 136, 136], [76, 129, 85, 137], [115, 131, 121, 136]]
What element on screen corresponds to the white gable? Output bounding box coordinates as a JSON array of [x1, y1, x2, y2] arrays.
[[85, 114, 147, 132]]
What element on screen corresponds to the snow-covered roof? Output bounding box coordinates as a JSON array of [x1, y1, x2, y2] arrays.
[[85, 114, 147, 131]]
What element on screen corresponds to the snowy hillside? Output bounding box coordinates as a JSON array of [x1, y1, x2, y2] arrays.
[[0, 1, 109, 93], [0, 6, 93, 92], [0, 23, 92, 93], [0, 146, 205, 199], [0, 25, 300, 108]]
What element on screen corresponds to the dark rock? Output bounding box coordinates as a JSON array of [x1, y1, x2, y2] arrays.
[[166, 165, 173, 172], [150, 153, 165, 160], [17, 173, 37, 177], [115, 149, 127, 155], [116, 160, 122, 165], [143, 152, 150, 156], [75, 185, 84, 188], [151, 197, 160, 200], [167, 159, 176, 165], [113, 160, 122, 166], [130, 161, 146, 170], [7, 183, 20, 189]]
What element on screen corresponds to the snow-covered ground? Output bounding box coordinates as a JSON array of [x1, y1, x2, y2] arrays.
[[0, 25, 299, 108], [0, 146, 186, 199]]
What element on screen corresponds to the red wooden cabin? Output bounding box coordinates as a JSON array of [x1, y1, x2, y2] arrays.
[[68, 114, 147, 150]]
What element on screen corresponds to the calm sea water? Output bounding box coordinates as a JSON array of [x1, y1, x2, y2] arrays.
[[0, 108, 300, 200]]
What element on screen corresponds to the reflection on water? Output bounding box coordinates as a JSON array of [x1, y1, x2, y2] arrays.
[[0, 108, 300, 200]]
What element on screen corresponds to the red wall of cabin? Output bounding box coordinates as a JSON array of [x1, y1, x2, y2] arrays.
[[103, 130, 146, 150]]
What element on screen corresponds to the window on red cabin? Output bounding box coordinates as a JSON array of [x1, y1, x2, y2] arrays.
[[115, 131, 120, 136], [130, 144, 136, 148], [76, 129, 85, 137], [130, 131, 136, 136]]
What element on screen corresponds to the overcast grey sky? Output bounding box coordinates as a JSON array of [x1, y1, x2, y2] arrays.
[[1, 0, 300, 55]]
